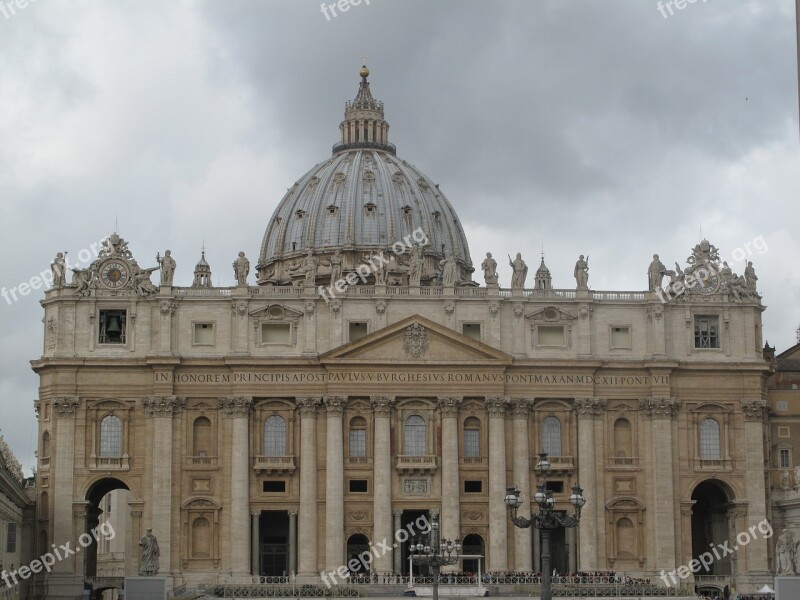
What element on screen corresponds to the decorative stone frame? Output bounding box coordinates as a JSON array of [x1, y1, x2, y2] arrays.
[[605, 497, 646, 568], [531, 399, 575, 473], [526, 306, 576, 350], [395, 398, 437, 474], [94, 304, 135, 351], [250, 304, 301, 347], [686, 308, 727, 356], [345, 400, 373, 467], [180, 497, 221, 568], [777, 444, 793, 469], [87, 399, 133, 470], [605, 402, 641, 470], [690, 403, 732, 472], [346, 319, 371, 343], [191, 320, 216, 347], [185, 401, 220, 469], [252, 398, 296, 474], [458, 320, 484, 343], [608, 323, 633, 351], [459, 400, 487, 468]]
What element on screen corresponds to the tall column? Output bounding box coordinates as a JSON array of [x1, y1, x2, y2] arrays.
[[297, 397, 321, 577], [393, 511, 403, 574], [325, 396, 347, 572], [251, 512, 260, 577], [289, 511, 298, 576], [371, 395, 395, 573], [486, 396, 509, 571], [144, 395, 184, 577], [438, 396, 461, 572], [511, 399, 532, 571], [640, 397, 680, 573], [741, 400, 770, 575], [574, 398, 604, 571]]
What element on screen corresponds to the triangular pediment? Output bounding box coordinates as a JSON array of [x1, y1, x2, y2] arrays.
[[320, 315, 512, 364]]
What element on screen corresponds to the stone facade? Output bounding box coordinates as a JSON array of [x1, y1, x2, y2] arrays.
[[29, 68, 775, 598], [0, 437, 35, 600]]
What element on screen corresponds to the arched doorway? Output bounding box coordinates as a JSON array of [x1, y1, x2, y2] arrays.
[[84, 477, 131, 582], [461, 534, 484, 574], [346, 534, 371, 579], [690, 480, 734, 594]]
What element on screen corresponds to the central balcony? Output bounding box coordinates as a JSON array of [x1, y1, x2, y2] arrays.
[[253, 455, 296, 475], [396, 455, 437, 475]]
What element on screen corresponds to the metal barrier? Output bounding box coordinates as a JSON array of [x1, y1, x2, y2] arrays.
[[218, 585, 363, 598]]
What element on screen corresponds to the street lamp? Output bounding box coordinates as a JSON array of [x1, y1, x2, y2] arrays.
[[504, 452, 586, 600], [410, 511, 461, 600]]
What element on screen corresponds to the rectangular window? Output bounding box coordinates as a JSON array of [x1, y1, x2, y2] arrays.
[[263, 481, 286, 493], [261, 323, 291, 345], [694, 316, 720, 349], [464, 481, 482, 493], [193, 322, 215, 345], [349, 429, 366, 457], [349, 322, 369, 342], [780, 449, 791, 468], [98, 310, 127, 344], [349, 480, 368, 493], [777, 401, 789, 412], [546, 481, 564, 494], [610, 326, 631, 349], [779, 426, 791, 438], [6, 522, 16, 553], [537, 325, 565, 346], [463, 429, 480, 458], [462, 323, 482, 342]]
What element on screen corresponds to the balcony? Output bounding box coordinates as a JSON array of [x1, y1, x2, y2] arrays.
[[532, 455, 574, 473], [459, 456, 487, 467], [693, 457, 733, 472], [607, 457, 641, 470], [89, 456, 130, 471], [186, 455, 219, 469], [254, 455, 296, 475], [396, 455, 437, 474], [346, 456, 373, 467]]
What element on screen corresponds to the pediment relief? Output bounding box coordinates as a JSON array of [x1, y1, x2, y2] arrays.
[[181, 497, 221, 510], [532, 399, 573, 411], [526, 306, 577, 322], [249, 304, 303, 321], [691, 403, 730, 414], [189, 401, 216, 412], [321, 315, 512, 364], [606, 497, 645, 511], [254, 398, 295, 410], [88, 399, 133, 411]]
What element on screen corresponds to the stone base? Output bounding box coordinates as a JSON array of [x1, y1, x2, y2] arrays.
[[124, 576, 168, 600], [774, 576, 800, 599], [410, 585, 488, 596], [41, 574, 85, 600]]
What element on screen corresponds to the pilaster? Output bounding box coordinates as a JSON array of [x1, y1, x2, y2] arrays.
[[486, 396, 509, 571]]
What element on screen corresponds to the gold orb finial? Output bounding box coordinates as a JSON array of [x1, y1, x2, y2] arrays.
[[360, 65, 369, 79]]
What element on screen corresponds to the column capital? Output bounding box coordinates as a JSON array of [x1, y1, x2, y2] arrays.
[[574, 397, 606, 417], [53, 397, 80, 417], [144, 395, 186, 418], [639, 397, 680, 419], [296, 396, 321, 417], [289, 510, 298, 517], [393, 510, 403, 517], [510, 398, 531, 418], [219, 396, 253, 418], [371, 395, 395, 415], [485, 396, 509, 416], [438, 396, 462, 416], [741, 399, 767, 422], [324, 396, 347, 415]]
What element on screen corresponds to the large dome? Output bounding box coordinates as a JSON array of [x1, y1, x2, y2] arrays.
[[256, 67, 473, 287]]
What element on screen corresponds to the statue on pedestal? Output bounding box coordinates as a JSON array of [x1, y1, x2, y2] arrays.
[[138, 528, 160, 576], [440, 251, 459, 287], [647, 254, 666, 292], [574, 255, 589, 290], [776, 528, 798, 575], [744, 261, 758, 292], [233, 251, 250, 286], [482, 252, 498, 286], [408, 245, 423, 287], [508, 253, 527, 289], [157, 250, 176, 286], [328, 249, 343, 284], [51, 252, 67, 288]]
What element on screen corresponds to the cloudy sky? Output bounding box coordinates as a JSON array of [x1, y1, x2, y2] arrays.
[[1, 0, 798, 473]]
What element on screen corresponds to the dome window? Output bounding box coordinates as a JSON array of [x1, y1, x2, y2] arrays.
[[274, 217, 282, 225], [401, 205, 412, 215], [295, 210, 306, 219], [327, 205, 339, 216], [364, 202, 377, 215], [432, 211, 442, 224], [309, 176, 320, 187], [334, 172, 346, 185], [392, 172, 404, 184], [417, 177, 429, 190]]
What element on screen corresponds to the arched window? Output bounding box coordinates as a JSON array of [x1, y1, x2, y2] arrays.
[[263, 416, 286, 457], [616, 518, 635, 558], [193, 417, 212, 457], [99, 415, 122, 458], [191, 517, 211, 558], [700, 418, 721, 459], [349, 417, 367, 457], [541, 416, 562, 456], [41, 431, 50, 458], [463, 417, 481, 458], [613, 418, 632, 458], [404, 415, 426, 456]]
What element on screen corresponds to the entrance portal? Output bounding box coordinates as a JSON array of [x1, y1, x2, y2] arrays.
[[462, 534, 484, 574], [259, 511, 290, 576], [691, 481, 734, 577], [400, 509, 431, 575]]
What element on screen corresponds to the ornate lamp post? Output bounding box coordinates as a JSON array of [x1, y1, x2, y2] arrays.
[[504, 452, 586, 600], [410, 511, 461, 600]]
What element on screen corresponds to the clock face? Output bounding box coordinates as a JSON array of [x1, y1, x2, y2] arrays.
[[100, 260, 130, 289], [690, 264, 720, 295]]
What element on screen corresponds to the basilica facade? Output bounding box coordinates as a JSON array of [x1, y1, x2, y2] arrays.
[[31, 67, 773, 599]]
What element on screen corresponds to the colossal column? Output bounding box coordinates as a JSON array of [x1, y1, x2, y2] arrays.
[[574, 397, 604, 571], [297, 397, 321, 577], [438, 396, 462, 573], [640, 397, 680, 573], [486, 396, 509, 571], [371, 395, 395, 573], [741, 399, 770, 575], [220, 396, 252, 579], [511, 398, 532, 571], [51, 397, 80, 578], [144, 395, 185, 576], [324, 396, 347, 572]]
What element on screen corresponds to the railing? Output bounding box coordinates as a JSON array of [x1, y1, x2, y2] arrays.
[[249, 287, 302, 297], [693, 575, 730, 584], [90, 456, 129, 470], [607, 457, 640, 467], [694, 458, 733, 471], [455, 287, 487, 297], [419, 287, 443, 296], [535, 455, 574, 471], [187, 456, 218, 467], [592, 291, 647, 301], [254, 455, 296, 474], [174, 287, 233, 297], [388, 286, 410, 295], [396, 455, 437, 473], [221, 584, 362, 598], [346, 286, 375, 296], [459, 456, 487, 466], [332, 141, 397, 155], [347, 457, 373, 466]]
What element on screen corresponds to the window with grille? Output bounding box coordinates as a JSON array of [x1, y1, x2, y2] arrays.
[[541, 416, 562, 456], [404, 415, 426, 456], [349, 418, 367, 457], [463, 417, 481, 457], [694, 316, 720, 349], [699, 418, 721, 459], [780, 449, 791, 468], [99, 415, 122, 457], [263, 416, 286, 457], [6, 523, 16, 553]]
